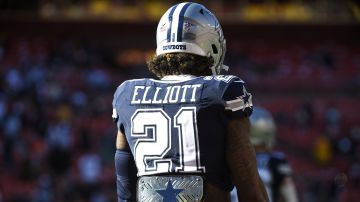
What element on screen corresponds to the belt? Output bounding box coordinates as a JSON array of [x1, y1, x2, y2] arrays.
[[137, 175, 205, 202]]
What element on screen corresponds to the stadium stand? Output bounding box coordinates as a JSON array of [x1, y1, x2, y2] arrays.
[[0, 0, 359, 201]]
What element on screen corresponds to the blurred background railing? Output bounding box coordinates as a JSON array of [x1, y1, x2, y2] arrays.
[[1, 0, 360, 23], [0, 0, 359, 202]]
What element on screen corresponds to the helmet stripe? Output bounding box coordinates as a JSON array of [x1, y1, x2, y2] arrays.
[[169, 2, 188, 42], [176, 2, 192, 42], [167, 4, 179, 42]]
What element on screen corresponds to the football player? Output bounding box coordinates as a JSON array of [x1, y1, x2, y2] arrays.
[[231, 107, 298, 202], [112, 2, 268, 202]]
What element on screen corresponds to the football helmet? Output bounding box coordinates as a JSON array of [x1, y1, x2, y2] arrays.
[[156, 2, 227, 75], [250, 107, 276, 150]]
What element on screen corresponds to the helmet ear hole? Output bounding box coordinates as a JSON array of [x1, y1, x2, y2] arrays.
[[211, 44, 218, 54]]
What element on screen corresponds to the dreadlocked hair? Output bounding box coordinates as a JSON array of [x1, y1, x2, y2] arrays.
[[147, 53, 214, 78]]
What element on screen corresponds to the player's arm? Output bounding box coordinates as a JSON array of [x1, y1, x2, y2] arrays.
[[279, 176, 298, 202], [221, 77, 268, 201], [273, 154, 298, 202], [226, 117, 269, 202], [112, 82, 137, 201], [115, 130, 138, 202]]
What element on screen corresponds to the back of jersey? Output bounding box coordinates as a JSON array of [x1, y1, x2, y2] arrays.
[[112, 75, 253, 190]]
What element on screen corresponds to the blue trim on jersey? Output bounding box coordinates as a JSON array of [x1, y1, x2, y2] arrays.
[[177, 2, 192, 42], [167, 4, 178, 42]]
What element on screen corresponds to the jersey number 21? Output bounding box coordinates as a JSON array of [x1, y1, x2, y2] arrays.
[[131, 107, 205, 175]]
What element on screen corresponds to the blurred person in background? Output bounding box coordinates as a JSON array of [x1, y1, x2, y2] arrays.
[[112, 2, 268, 202], [231, 107, 298, 202]]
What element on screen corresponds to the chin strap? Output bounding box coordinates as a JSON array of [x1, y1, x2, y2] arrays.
[[211, 64, 229, 75]]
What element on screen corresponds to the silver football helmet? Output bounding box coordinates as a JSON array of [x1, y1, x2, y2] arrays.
[[156, 2, 227, 75], [250, 107, 276, 150]]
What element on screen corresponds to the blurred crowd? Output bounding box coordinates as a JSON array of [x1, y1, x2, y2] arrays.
[[0, 36, 359, 202], [227, 39, 360, 202], [0, 37, 123, 202]]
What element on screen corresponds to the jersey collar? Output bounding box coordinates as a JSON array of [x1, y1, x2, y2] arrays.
[[161, 75, 196, 81]]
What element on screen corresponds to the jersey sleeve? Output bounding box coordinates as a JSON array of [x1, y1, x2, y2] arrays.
[[222, 78, 253, 118], [112, 81, 127, 126]]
